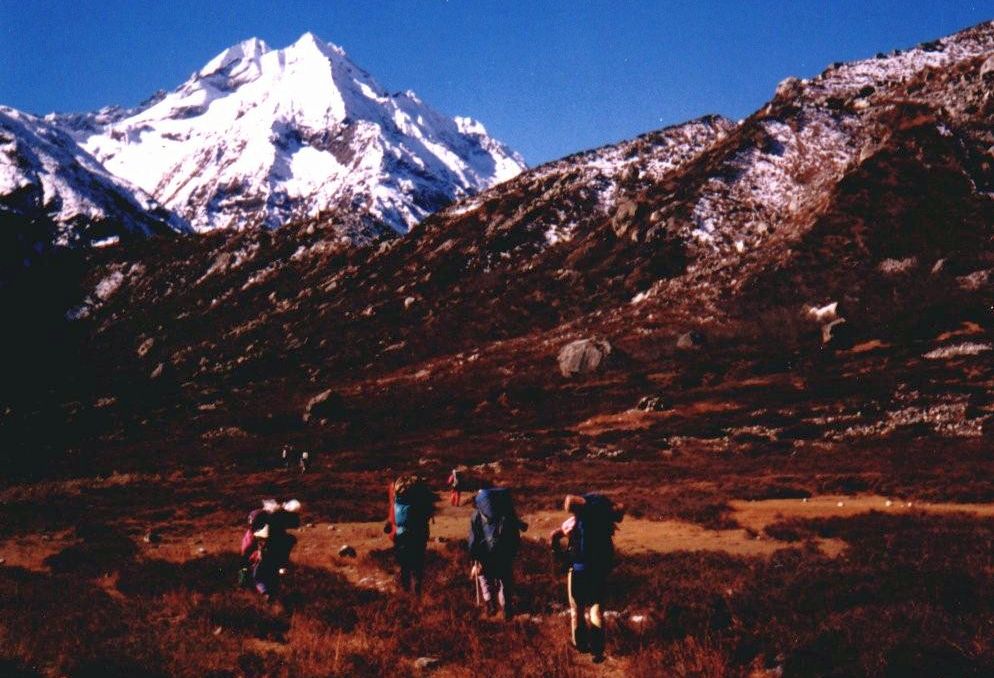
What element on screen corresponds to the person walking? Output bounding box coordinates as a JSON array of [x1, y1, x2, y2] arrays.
[[468, 484, 527, 619], [384, 475, 435, 596], [299, 451, 310, 474], [447, 468, 462, 506], [550, 494, 625, 663], [240, 499, 302, 602]]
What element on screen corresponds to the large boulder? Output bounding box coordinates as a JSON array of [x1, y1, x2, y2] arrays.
[[558, 338, 612, 378], [303, 389, 345, 423], [981, 54, 994, 80], [611, 200, 650, 240], [676, 330, 705, 350]]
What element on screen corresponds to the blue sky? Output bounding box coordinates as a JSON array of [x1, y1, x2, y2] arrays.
[[1, 1, 990, 165]]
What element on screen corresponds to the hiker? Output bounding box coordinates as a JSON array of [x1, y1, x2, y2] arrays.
[[468, 484, 528, 619], [281, 445, 293, 470], [447, 467, 462, 506], [240, 499, 301, 601], [550, 494, 625, 663], [384, 475, 435, 595], [299, 451, 310, 474]]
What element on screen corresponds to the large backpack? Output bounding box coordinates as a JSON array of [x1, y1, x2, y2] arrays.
[[392, 475, 432, 540], [568, 493, 619, 573], [472, 488, 522, 562]]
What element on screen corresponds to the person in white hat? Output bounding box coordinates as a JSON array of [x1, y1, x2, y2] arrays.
[[239, 500, 301, 601]]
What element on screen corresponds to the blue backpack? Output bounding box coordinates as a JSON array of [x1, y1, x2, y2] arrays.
[[471, 488, 522, 561], [394, 478, 432, 539], [568, 494, 618, 572]]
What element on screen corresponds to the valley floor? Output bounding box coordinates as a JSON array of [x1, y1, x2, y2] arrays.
[[4, 463, 994, 677]]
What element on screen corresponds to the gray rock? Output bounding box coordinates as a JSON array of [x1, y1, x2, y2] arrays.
[[676, 330, 705, 350], [821, 318, 848, 345], [338, 544, 357, 558], [414, 657, 441, 672], [303, 389, 344, 423], [558, 338, 612, 378], [637, 396, 668, 412], [137, 337, 155, 357], [981, 54, 994, 79], [611, 199, 644, 239]]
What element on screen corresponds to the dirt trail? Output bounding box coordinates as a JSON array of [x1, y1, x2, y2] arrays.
[[730, 494, 994, 532], [6, 494, 993, 577], [128, 493, 994, 591]]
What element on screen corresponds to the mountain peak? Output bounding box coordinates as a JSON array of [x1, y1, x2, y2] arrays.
[[289, 31, 346, 58], [58, 34, 526, 235]]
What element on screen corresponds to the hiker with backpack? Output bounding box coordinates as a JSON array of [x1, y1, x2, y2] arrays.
[[468, 483, 528, 619], [550, 493, 625, 664], [384, 475, 435, 596], [447, 467, 462, 506], [240, 499, 302, 602]]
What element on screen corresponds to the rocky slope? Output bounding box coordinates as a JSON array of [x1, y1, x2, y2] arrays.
[[7, 21, 994, 480], [0, 107, 185, 279], [51, 33, 525, 238]]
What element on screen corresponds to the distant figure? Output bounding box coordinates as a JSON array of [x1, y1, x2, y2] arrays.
[[384, 475, 435, 596], [240, 499, 302, 602], [468, 485, 527, 619], [281, 445, 293, 471], [447, 468, 462, 506], [550, 494, 625, 663], [299, 451, 310, 474]]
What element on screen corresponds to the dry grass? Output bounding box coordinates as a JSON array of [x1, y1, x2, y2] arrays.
[[4, 507, 994, 676]]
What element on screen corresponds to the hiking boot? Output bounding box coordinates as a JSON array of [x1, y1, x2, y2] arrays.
[[589, 626, 605, 662]]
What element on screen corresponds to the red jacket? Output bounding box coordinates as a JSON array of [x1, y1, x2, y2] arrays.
[[241, 530, 262, 564]]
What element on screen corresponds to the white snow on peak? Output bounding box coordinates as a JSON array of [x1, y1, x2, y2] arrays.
[[199, 37, 270, 78], [60, 32, 526, 235], [0, 106, 187, 246]]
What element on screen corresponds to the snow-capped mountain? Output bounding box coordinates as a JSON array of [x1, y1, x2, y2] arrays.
[[15, 19, 994, 498], [53, 33, 526, 236], [0, 106, 186, 247]]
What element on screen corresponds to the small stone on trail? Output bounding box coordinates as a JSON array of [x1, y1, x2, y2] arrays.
[[306, 522, 315, 528], [801, 498, 808, 503], [213, 626, 223, 636], [836, 502, 845, 508], [885, 500, 893, 507], [197, 547, 207, 555], [435, 536, 447, 544], [143, 529, 162, 544], [0, 557, 5, 565], [414, 656, 441, 672], [327, 524, 336, 530], [338, 545, 357, 558]]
